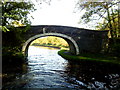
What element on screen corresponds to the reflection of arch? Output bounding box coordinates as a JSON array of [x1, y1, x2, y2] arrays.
[[22, 33, 80, 56]]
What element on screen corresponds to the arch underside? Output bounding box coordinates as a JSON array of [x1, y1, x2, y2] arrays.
[[22, 33, 80, 56]]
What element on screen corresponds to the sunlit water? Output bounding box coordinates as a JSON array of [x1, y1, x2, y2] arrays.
[[3, 46, 120, 89]]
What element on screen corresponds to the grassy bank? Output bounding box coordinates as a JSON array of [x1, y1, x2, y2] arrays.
[[31, 36, 69, 49], [32, 44, 69, 50], [58, 50, 120, 65]]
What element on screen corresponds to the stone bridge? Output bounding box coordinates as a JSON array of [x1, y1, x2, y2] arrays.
[[21, 25, 108, 56]]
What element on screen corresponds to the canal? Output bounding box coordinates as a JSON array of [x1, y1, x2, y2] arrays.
[[3, 46, 120, 89]]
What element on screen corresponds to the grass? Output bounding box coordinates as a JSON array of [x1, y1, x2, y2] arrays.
[[58, 50, 120, 65], [31, 36, 69, 49]]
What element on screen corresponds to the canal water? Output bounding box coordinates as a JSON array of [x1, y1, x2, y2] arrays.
[[3, 46, 120, 89]]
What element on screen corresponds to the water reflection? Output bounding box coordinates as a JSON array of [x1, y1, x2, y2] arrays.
[[64, 61, 120, 89], [2, 46, 120, 89], [23, 46, 75, 88]]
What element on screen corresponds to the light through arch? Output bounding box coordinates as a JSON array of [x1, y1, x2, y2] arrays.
[[22, 33, 80, 56], [31, 36, 69, 49]]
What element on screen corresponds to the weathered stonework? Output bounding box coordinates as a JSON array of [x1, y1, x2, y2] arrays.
[[18, 25, 108, 56]]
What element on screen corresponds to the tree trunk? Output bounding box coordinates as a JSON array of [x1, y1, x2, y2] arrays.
[[118, 5, 120, 38]]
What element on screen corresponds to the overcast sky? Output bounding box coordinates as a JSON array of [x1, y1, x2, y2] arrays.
[[28, 0, 97, 29]]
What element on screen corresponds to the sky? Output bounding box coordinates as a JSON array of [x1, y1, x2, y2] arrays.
[[28, 0, 96, 29]]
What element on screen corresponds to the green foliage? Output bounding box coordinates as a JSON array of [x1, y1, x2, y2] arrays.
[[2, 1, 35, 60], [112, 43, 120, 57], [58, 50, 120, 65], [77, 1, 120, 55], [0, 26, 9, 32], [31, 36, 69, 49], [77, 1, 119, 38], [108, 38, 120, 57], [2, 1, 35, 32], [96, 12, 120, 38]]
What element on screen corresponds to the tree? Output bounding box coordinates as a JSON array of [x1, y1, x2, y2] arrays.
[[77, 0, 120, 38], [1, 1, 36, 32], [2, 1, 36, 58], [76, 1, 120, 54], [96, 11, 120, 38]]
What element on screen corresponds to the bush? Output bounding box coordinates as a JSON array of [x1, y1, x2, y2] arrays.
[[112, 43, 120, 57]]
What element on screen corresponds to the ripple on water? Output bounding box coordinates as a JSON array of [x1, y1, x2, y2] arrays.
[[3, 46, 120, 89]]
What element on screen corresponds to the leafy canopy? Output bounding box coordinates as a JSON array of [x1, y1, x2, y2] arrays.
[[1, 1, 36, 32], [77, 0, 120, 38]]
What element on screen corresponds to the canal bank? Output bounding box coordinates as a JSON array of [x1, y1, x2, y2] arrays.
[[2, 46, 120, 89], [58, 50, 120, 65]]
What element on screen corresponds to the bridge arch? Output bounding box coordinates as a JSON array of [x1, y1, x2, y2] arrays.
[[22, 33, 80, 56]]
